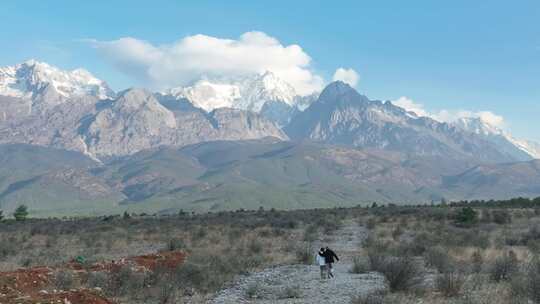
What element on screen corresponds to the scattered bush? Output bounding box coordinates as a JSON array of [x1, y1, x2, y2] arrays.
[[87, 271, 108, 289], [0, 237, 17, 259], [303, 225, 318, 242], [492, 210, 512, 225], [374, 257, 423, 292], [366, 241, 390, 271], [391, 226, 404, 241], [366, 218, 377, 230], [471, 250, 484, 273], [248, 239, 263, 254], [435, 272, 465, 297], [54, 270, 74, 291], [509, 274, 530, 301], [245, 283, 263, 299], [295, 244, 314, 265], [167, 238, 186, 251], [280, 285, 302, 299], [350, 257, 370, 274], [527, 259, 540, 303], [424, 246, 453, 273], [489, 251, 519, 282]]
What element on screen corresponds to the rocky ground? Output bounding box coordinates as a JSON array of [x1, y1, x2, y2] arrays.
[[210, 221, 386, 304]]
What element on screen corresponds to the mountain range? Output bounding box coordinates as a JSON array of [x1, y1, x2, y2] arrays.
[[0, 60, 538, 216]]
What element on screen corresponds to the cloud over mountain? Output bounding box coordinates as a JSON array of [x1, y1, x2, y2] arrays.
[[332, 68, 359, 87], [87, 31, 324, 95], [393, 96, 505, 128]]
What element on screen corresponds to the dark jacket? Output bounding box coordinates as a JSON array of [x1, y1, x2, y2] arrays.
[[323, 248, 339, 263]]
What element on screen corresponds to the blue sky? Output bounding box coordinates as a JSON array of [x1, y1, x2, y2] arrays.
[[1, 0, 539, 141]]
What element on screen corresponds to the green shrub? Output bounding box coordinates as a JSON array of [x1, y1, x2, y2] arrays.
[[13, 205, 29, 221], [454, 207, 478, 226]]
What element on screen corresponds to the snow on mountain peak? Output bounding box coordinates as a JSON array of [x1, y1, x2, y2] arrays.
[[167, 71, 300, 113], [454, 116, 504, 137], [453, 116, 540, 160], [0, 60, 115, 100]]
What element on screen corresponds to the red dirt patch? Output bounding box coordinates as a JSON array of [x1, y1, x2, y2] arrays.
[[128, 251, 186, 271], [0, 267, 52, 298], [30, 289, 114, 304], [0, 251, 186, 304], [67, 250, 186, 273]]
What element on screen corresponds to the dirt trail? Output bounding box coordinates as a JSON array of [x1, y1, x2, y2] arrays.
[[210, 221, 385, 304]]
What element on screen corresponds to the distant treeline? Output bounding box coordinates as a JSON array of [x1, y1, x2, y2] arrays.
[[447, 197, 540, 208]]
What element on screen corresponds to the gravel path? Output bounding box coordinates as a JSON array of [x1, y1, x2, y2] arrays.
[[210, 221, 386, 304]]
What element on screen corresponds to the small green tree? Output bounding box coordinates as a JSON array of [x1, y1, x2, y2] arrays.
[[13, 205, 29, 221], [455, 207, 478, 225], [0, 209, 4, 221]]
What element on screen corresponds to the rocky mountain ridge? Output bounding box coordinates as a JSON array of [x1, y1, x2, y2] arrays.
[[0, 60, 538, 163]]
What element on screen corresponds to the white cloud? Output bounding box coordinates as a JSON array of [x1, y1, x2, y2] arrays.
[[86, 31, 324, 95], [332, 68, 359, 87], [393, 96, 506, 128], [392, 96, 429, 117]]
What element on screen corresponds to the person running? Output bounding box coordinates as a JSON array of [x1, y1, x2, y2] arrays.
[[316, 248, 327, 280], [323, 246, 339, 278]]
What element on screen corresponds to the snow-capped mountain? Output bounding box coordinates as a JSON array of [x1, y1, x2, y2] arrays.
[[0, 61, 287, 159], [285, 81, 519, 163], [165, 71, 317, 126], [0, 60, 115, 100], [453, 117, 540, 160]]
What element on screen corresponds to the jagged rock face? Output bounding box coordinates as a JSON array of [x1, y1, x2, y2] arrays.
[[260, 100, 299, 127], [0, 96, 31, 121], [80, 90, 287, 158], [286, 81, 515, 163], [83, 89, 178, 157], [0, 95, 99, 153], [0, 86, 287, 159], [0, 61, 537, 164], [208, 108, 288, 139]]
